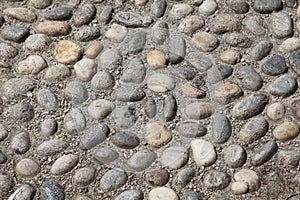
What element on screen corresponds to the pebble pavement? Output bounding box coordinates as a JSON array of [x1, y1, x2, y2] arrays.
[[0, 0, 299, 199]]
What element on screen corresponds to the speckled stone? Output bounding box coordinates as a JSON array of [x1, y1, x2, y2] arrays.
[[174, 168, 195, 188], [250, 40, 273, 61], [0, 43, 18, 59], [63, 108, 86, 133], [116, 190, 144, 200], [220, 49, 240, 64], [16, 158, 40, 177], [121, 58, 146, 84], [261, 55, 287, 76], [239, 117, 268, 144], [12, 102, 34, 122], [270, 12, 293, 39], [146, 122, 172, 148], [0, 174, 14, 198], [73, 3, 96, 27], [210, 114, 232, 144], [251, 140, 278, 166], [185, 102, 214, 120], [113, 86, 146, 102], [289, 50, 300, 76], [40, 118, 58, 137], [267, 102, 285, 120], [269, 75, 297, 97], [126, 150, 157, 172], [210, 14, 241, 34], [100, 168, 127, 192], [74, 26, 100, 42], [234, 169, 260, 191], [4, 7, 36, 23], [203, 170, 231, 190], [191, 32, 219, 52], [114, 12, 153, 27], [160, 146, 189, 169], [73, 167, 96, 187], [51, 154, 79, 175], [2, 77, 35, 100], [199, 0, 218, 16], [211, 82, 243, 104], [273, 121, 299, 141], [105, 24, 128, 43], [37, 89, 58, 111], [29, 0, 52, 9], [237, 66, 263, 91], [93, 146, 119, 164], [8, 184, 36, 200], [110, 132, 140, 149], [145, 169, 169, 186], [179, 16, 204, 33], [178, 121, 207, 138], [91, 71, 115, 90], [54, 40, 83, 64], [169, 4, 193, 19], [151, 21, 169, 44], [99, 6, 113, 23], [45, 7, 73, 21], [35, 21, 71, 36], [17, 55, 47, 75], [37, 139, 68, 156], [147, 73, 175, 93], [44, 64, 71, 82], [11, 132, 31, 154], [223, 144, 247, 168], [253, 0, 282, 14], [1, 26, 29, 43], [79, 124, 109, 150], [40, 180, 65, 200], [64, 81, 88, 105], [114, 105, 138, 129]]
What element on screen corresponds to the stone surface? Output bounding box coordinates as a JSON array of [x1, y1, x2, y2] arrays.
[[16, 55, 47, 75], [0, 43, 18, 59], [40, 180, 65, 200], [63, 108, 86, 133], [54, 40, 83, 64], [251, 140, 278, 166], [147, 73, 175, 93], [163, 94, 177, 121], [273, 122, 299, 141], [179, 16, 205, 33], [149, 187, 179, 200], [152, 21, 169, 44], [270, 12, 293, 39], [291, 99, 300, 121], [145, 122, 172, 148], [223, 33, 251, 48], [211, 82, 242, 104], [278, 150, 300, 167], [45, 7, 73, 21], [226, 0, 249, 13], [185, 102, 214, 120], [261, 55, 287, 76], [44, 64, 71, 82], [144, 98, 157, 118], [237, 66, 263, 91], [121, 58, 146, 84], [210, 14, 241, 34], [267, 102, 285, 120], [128, 31, 147, 54], [243, 16, 266, 36], [74, 26, 100, 42], [269, 75, 297, 97], [160, 146, 189, 169], [51, 154, 79, 175], [168, 35, 186, 64], [169, 4, 193, 19], [253, 0, 282, 14], [175, 168, 195, 188], [0, 123, 8, 141], [279, 38, 300, 53], [105, 24, 128, 43], [93, 146, 119, 164], [116, 190, 144, 200], [191, 32, 219, 52], [210, 114, 232, 144], [220, 49, 240, 64], [145, 169, 169, 186], [114, 12, 153, 27], [178, 121, 207, 138], [73, 3, 96, 27], [40, 118, 58, 137], [8, 184, 36, 200], [79, 124, 109, 150], [64, 81, 88, 105], [239, 117, 268, 144], [234, 169, 260, 191], [151, 0, 166, 18], [12, 102, 34, 122], [29, 0, 52, 9], [191, 139, 217, 167], [110, 132, 140, 149], [35, 21, 71, 36], [2, 78, 35, 100], [289, 50, 300, 76], [37, 89, 58, 111], [16, 158, 40, 177], [223, 144, 246, 168], [186, 52, 212, 72], [1, 26, 29, 43], [231, 181, 248, 195], [88, 99, 114, 119], [199, 0, 218, 16], [147, 50, 166, 68], [206, 64, 233, 84], [126, 150, 157, 172], [91, 71, 115, 90], [114, 105, 138, 129], [73, 167, 96, 187], [181, 83, 206, 98], [37, 139, 68, 156], [96, 48, 122, 69], [85, 41, 103, 59], [0, 174, 14, 198], [250, 40, 273, 61], [100, 168, 127, 192], [11, 132, 31, 154], [203, 170, 231, 190]]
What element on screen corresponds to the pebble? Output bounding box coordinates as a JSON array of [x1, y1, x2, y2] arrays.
[[45, 7, 73, 21], [210, 114, 232, 144], [160, 146, 189, 169], [73, 167, 96, 186], [91, 71, 115, 90], [11, 132, 31, 154], [0, 150, 7, 164], [231, 181, 248, 195], [291, 99, 300, 121], [8, 184, 36, 200], [178, 16, 205, 33], [96, 48, 122, 69], [145, 169, 169, 186], [40, 180, 65, 200], [223, 144, 246, 168], [17, 55, 47, 75], [237, 66, 263, 91], [199, 0, 218, 16], [185, 102, 214, 119], [239, 117, 268, 144], [186, 52, 212, 72], [203, 170, 231, 190], [279, 38, 300, 53], [126, 150, 157, 172], [13, 102, 34, 122], [267, 102, 285, 120], [0, 123, 8, 141], [24, 34, 52, 52], [210, 14, 241, 34], [211, 82, 242, 104], [105, 24, 128, 43], [0, 43, 18, 59], [178, 121, 207, 138], [289, 50, 300, 76], [85, 41, 103, 59], [163, 94, 177, 121], [100, 168, 127, 192], [64, 81, 88, 105], [44, 64, 71, 82], [233, 94, 268, 120], [88, 99, 114, 119], [253, 0, 282, 14], [269, 75, 297, 97], [73, 3, 96, 27], [51, 154, 78, 175], [74, 26, 100, 42], [99, 6, 113, 23], [113, 86, 145, 102], [73, 195, 92, 200], [149, 187, 179, 200], [226, 0, 249, 13], [114, 12, 153, 27], [168, 35, 186, 64], [192, 32, 219, 52], [261, 55, 287, 76], [93, 146, 119, 164], [223, 33, 251, 48], [54, 40, 83, 64], [273, 121, 299, 141], [234, 169, 260, 191], [144, 98, 157, 118], [182, 191, 202, 200], [35, 21, 71, 36], [169, 4, 193, 19], [151, 21, 169, 44], [4, 8, 36, 23], [135, 0, 148, 6], [16, 158, 40, 177], [63, 108, 86, 133], [110, 132, 140, 149], [250, 40, 273, 61], [147, 73, 175, 93], [145, 122, 172, 148], [0, 174, 14, 198], [220, 49, 240, 64], [147, 50, 166, 69], [29, 0, 52, 9], [252, 140, 278, 166], [243, 16, 267, 36], [0, 16, 3, 27], [116, 190, 144, 200], [206, 64, 233, 84], [128, 31, 147, 54], [79, 124, 109, 150], [74, 58, 96, 81], [2, 77, 35, 100], [151, 0, 166, 18], [114, 105, 138, 129], [270, 12, 293, 39], [181, 83, 205, 98], [37, 89, 58, 111], [174, 168, 195, 188], [40, 119, 58, 137], [121, 58, 146, 83], [191, 139, 217, 167], [278, 150, 300, 167], [37, 139, 68, 156], [1, 26, 29, 43]]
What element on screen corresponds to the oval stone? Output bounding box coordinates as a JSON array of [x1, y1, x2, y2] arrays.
[[126, 150, 157, 172], [110, 132, 140, 149], [191, 139, 217, 167], [145, 122, 172, 148], [73, 167, 96, 187], [234, 169, 260, 191], [273, 122, 299, 141], [8, 184, 36, 200], [16, 158, 40, 177], [160, 146, 189, 169], [37, 139, 68, 156], [238, 117, 268, 144], [185, 102, 214, 120], [178, 121, 207, 138], [223, 144, 247, 168], [149, 187, 178, 200], [100, 168, 127, 192], [50, 154, 79, 175], [40, 180, 65, 200], [147, 74, 175, 93]]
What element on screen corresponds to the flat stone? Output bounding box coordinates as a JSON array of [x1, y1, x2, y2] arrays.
[[73, 167, 96, 187], [88, 99, 114, 119], [74, 26, 100, 42], [211, 82, 242, 104], [210, 114, 231, 144], [182, 191, 202, 200], [113, 86, 145, 102], [4, 7, 36, 23], [116, 190, 144, 200], [114, 12, 153, 27], [35, 21, 71, 36], [243, 16, 267, 36], [2, 77, 35, 100], [44, 64, 71, 82], [29, 0, 52, 9], [11, 132, 31, 154], [163, 94, 177, 121], [267, 102, 285, 120], [40, 180, 65, 200], [252, 140, 278, 166], [128, 31, 147, 54], [0, 123, 8, 141], [239, 117, 268, 144], [147, 50, 166, 69], [179, 16, 205, 33], [223, 33, 251, 48], [226, 0, 249, 13], [203, 170, 231, 190], [121, 58, 146, 84], [110, 132, 140, 149], [99, 6, 113, 23], [289, 50, 300, 76], [231, 181, 248, 195], [160, 146, 188, 169], [85, 41, 103, 59], [191, 139, 217, 167], [63, 108, 86, 133], [45, 7, 73, 21], [186, 52, 212, 72], [0, 174, 14, 198], [1, 26, 29, 43], [237, 66, 263, 91], [145, 169, 169, 186], [144, 98, 157, 118], [114, 105, 138, 129], [54, 40, 83, 64], [185, 102, 214, 120], [270, 12, 293, 39], [151, 0, 166, 17], [253, 0, 282, 14], [51, 154, 78, 175], [273, 121, 299, 141], [12, 102, 34, 123], [261, 55, 287, 76], [8, 184, 36, 200], [174, 168, 195, 188], [79, 124, 109, 150], [191, 32, 219, 52], [269, 75, 297, 97], [100, 168, 127, 192], [126, 150, 157, 172], [149, 187, 178, 200], [250, 40, 273, 61], [291, 99, 300, 121], [16, 158, 40, 177], [199, 0, 218, 16], [278, 150, 300, 167], [91, 71, 114, 90], [73, 3, 96, 27], [210, 14, 241, 34], [40, 118, 58, 137], [220, 49, 240, 64], [168, 35, 186, 64], [37, 89, 58, 111], [37, 139, 68, 156], [147, 73, 175, 93], [64, 81, 88, 105], [181, 83, 206, 98], [206, 64, 233, 84], [93, 146, 119, 164], [146, 122, 172, 148], [169, 4, 193, 19], [105, 24, 128, 43], [279, 38, 300, 53], [151, 21, 169, 44], [234, 169, 260, 191], [178, 121, 207, 138], [74, 58, 96, 81], [223, 144, 246, 168], [0, 43, 18, 58], [16, 55, 47, 75], [96, 48, 122, 69]]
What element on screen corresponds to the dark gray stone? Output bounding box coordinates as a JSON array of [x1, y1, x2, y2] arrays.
[[239, 117, 268, 144], [168, 35, 186, 64], [182, 191, 202, 200], [40, 119, 58, 137], [99, 6, 113, 23], [261, 55, 287, 76], [144, 98, 156, 118], [252, 140, 278, 166], [203, 170, 231, 190], [187, 52, 212, 72], [253, 0, 282, 14], [126, 150, 157, 172], [171, 67, 195, 80], [206, 64, 233, 84], [270, 12, 293, 39], [114, 12, 153, 27], [145, 168, 169, 186], [237, 66, 263, 91], [178, 121, 207, 138], [74, 26, 100, 42], [289, 50, 300, 76], [8, 183, 36, 200], [45, 7, 73, 21], [0, 150, 7, 164], [110, 132, 140, 149], [13, 102, 34, 123], [37, 89, 59, 111], [100, 168, 127, 192], [114, 105, 138, 129], [250, 40, 273, 61], [121, 58, 146, 84], [64, 81, 88, 105], [211, 114, 231, 144], [151, 21, 169, 44], [40, 180, 65, 200], [223, 144, 247, 168], [79, 124, 109, 150], [1, 26, 30, 43], [175, 167, 195, 188], [151, 0, 166, 18], [93, 147, 119, 164], [73, 3, 96, 27], [128, 31, 146, 54], [115, 190, 144, 200], [269, 75, 297, 97], [113, 86, 145, 102], [163, 94, 177, 122], [226, 0, 249, 13]]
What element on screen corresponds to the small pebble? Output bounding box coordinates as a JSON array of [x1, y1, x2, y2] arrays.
[[146, 122, 172, 148], [63, 108, 86, 133], [128, 31, 147, 54], [243, 16, 267, 36], [251, 140, 278, 166], [110, 132, 140, 149], [4, 7, 36, 23], [0, 174, 14, 198], [114, 105, 138, 129], [91, 71, 115, 90], [145, 168, 169, 186], [96, 48, 122, 69], [250, 40, 273, 61], [1, 26, 30, 43], [266, 102, 285, 120], [151, 21, 169, 44], [93, 146, 119, 164], [191, 139, 217, 167], [0, 150, 7, 164], [178, 16, 205, 33], [0, 43, 18, 59], [88, 99, 114, 120], [116, 190, 144, 200], [220, 49, 240, 64], [199, 0, 218, 16], [289, 50, 300, 76], [16, 158, 40, 177], [169, 3, 193, 19], [160, 146, 189, 169], [144, 98, 157, 118], [64, 81, 88, 105], [237, 66, 263, 91], [210, 114, 232, 144], [74, 26, 100, 42], [147, 73, 175, 93], [74, 58, 96, 81], [149, 187, 179, 200], [11, 132, 31, 154], [0, 123, 8, 141], [73, 3, 96, 27], [279, 38, 300, 53], [151, 0, 166, 18], [181, 83, 206, 98], [223, 33, 251, 48], [105, 24, 128, 43], [54, 40, 83, 64], [29, 0, 52, 9], [114, 12, 153, 27], [211, 82, 242, 104], [168, 35, 186, 64], [178, 121, 207, 138], [45, 7, 73, 21], [113, 86, 145, 102], [223, 144, 247, 168], [269, 75, 297, 97], [8, 184, 36, 200], [2, 77, 35, 100], [226, 0, 249, 13], [147, 50, 166, 69], [206, 64, 233, 84], [270, 12, 293, 39], [231, 181, 248, 195], [291, 99, 300, 121], [186, 52, 212, 72], [191, 32, 219, 52], [24, 34, 52, 51], [210, 14, 241, 34], [163, 94, 177, 121], [278, 150, 300, 167], [40, 119, 58, 137], [16, 55, 47, 75], [37, 89, 58, 111], [79, 124, 109, 150], [273, 121, 299, 141], [253, 0, 282, 14], [40, 180, 65, 200], [100, 168, 127, 192], [44, 64, 71, 82], [85, 41, 103, 59], [51, 154, 79, 175], [261, 55, 287, 76], [121, 57, 146, 84], [174, 168, 195, 188], [99, 6, 113, 23]]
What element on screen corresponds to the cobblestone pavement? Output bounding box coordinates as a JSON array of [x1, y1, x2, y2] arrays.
[[0, 0, 300, 199]]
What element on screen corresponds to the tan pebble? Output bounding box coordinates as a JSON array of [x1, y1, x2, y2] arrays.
[[16, 158, 40, 178], [35, 21, 71, 36], [234, 169, 260, 191], [16, 55, 47, 75], [85, 41, 103, 59], [146, 122, 172, 148], [220, 49, 240, 64], [54, 40, 83, 64], [191, 139, 217, 167], [211, 82, 243, 104], [4, 7, 36, 23], [191, 32, 219, 52], [279, 38, 300, 52], [147, 50, 166, 69], [185, 102, 214, 119], [105, 24, 128, 43], [273, 121, 299, 141], [266, 102, 285, 120], [51, 154, 79, 175], [74, 58, 96, 81], [149, 187, 178, 200], [181, 83, 206, 98], [231, 181, 248, 195], [147, 73, 175, 93], [135, 0, 148, 6]]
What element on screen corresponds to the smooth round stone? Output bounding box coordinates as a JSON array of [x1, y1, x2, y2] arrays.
[[114, 105, 138, 129], [13, 102, 34, 122], [251, 140, 278, 166], [234, 169, 260, 191], [37, 89, 58, 111], [54, 40, 83, 64], [0, 174, 14, 198], [289, 50, 300, 76], [4, 8, 36, 23], [168, 35, 186, 64], [63, 108, 86, 133], [8, 184, 36, 200], [96, 48, 122, 69], [210, 114, 232, 144], [105, 23, 128, 43], [126, 150, 157, 172], [44, 64, 71, 82], [179, 16, 205, 33], [270, 12, 292, 39], [0, 43, 18, 58], [128, 31, 146, 54], [226, 0, 249, 13], [99, 5, 113, 23], [169, 4, 193, 19], [278, 150, 300, 167], [121, 58, 146, 84], [151, 21, 169, 44], [40, 119, 58, 137], [199, 0, 218, 16], [16, 55, 47, 75], [178, 121, 207, 138], [2, 77, 35, 100], [211, 82, 242, 104], [181, 83, 205, 98], [237, 66, 263, 91], [93, 146, 119, 164], [239, 117, 268, 144], [0, 150, 7, 164], [206, 64, 233, 84], [163, 94, 177, 121], [223, 144, 246, 168], [145, 122, 172, 148], [182, 191, 202, 200], [73, 167, 96, 186], [243, 16, 267, 36], [174, 168, 195, 188], [210, 14, 241, 34], [29, 0, 52, 9], [223, 33, 251, 48], [37, 139, 68, 156], [45, 7, 73, 21], [279, 38, 300, 53], [91, 71, 114, 90], [145, 169, 169, 186], [11, 132, 31, 154], [267, 102, 285, 120], [73, 3, 96, 27], [79, 123, 109, 150], [74, 58, 96, 81], [40, 180, 65, 200], [85, 41, 103, 59], [291, 99, 300, 121], [185, 102, 214, 120], [147, 50, 166, 69], [113, 86, 145, 102], [144, 98, 157, 118], [51, 154, 78, 175], [250, 40, 273, 61], [110, 132, 140, 149], [16, 158, 40, 177], [273, 122, 299, 141], [100, 168, 127, 192], [151, 0, 166, 17], [261, 55, 287, 76], [147, 73, 175, 93], [231, 181, 248, 195], [186, 52, 212, 72], [1, 26, 30, 43], [149, 187, 178, 200], [253, 0, 282, 14], [269, 75, 297, 97], [64, 81, 88, 105], [220, 49, 240, 64], [116, 190, 144, 200], [88, 99, 114, 119], [160, 146, 189, 169], [191, 32, 219, 52], [203, 170, 231, 190], [191, 139, 217, 167], [35, 21, 71, 37]]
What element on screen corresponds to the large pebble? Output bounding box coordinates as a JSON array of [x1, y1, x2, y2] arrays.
[[151, 0, 166, 17], [116, 190, 144, 200], [73, 3, 96, 27], [0, 43, 18, 58], [239, 117, 268, 144], [169, 4, 193, 19], [74, 26, 100, 42], [114, 12, 153, 27], [1, 26, 29, 43], [211, 82, 242, 104], [144, 98, 157, 118], [160, 146, 188, 169], [146, 122, 172, 148], [223, 144, 246, 168], [270, 12, 293, 39], [203, 170, 231, 190], [128, 31, 147, 54], [243, 16, 267, 36], [226, 0, 249, 13], [113, 86, 145, 102], [93, 146, 119, 164], [251, 140, 278, 166], [237, 66, 263, 91], [145, 169, 169, 186], [220, 49, 240, 64], [181, 83, 205, 98], [191, 139, 217, 167], [40, 180, 65, 200], [178, 121, 207, 138], [2, 78, 35, 100], [126, 150, 157, 172], [16, 158, 40, 177], [110, 132, 140, 149], [191, 32, 219, 52], [64, 81, 88, 105], [261, 55, 287, 76], [40, 119, 58, 137], [206, 64, 233, 84], [174, 168, 195, 188], [37, 139, 68, 156], [250, 40, 273, 61], [234, 169, 260, 191], [100, 168, 127, 192], [54, 40, 83, 64], [45, 7, 73, 21], [0, 174, 14, 198], [13, 102, 34, 122], [223, 33, 251, 48], [168, 35, 186, 64], [151, 21, 169, 44], [51, 154, 78, 175], [37, 89, 58, 111], [289, 50, 300, 76], [8, 184, 36, 200], [273, 122, 299, 141], [96, 48, 122, 69], [88, 99, 114, 119], [291, 99, 300, 121], [35, 21, 71, 36], [269, 75, 297, 97], [185, 102, 214, 120], [79, 124, 109, 150], [178, 16, 205, 33], [163, 94, 177, 122], [186, 52, 212, 72], [91, 71, 115, 90], [44, 64, 71, 82], [279, 38, 300, 53], [199, 0, 218, 16], [267, 102, 285, 120], [253, 0, 282, 14], [146, 50, 166, 69], [85, 41, 103, 59], [105, 24, 128, 43], [63, 108, 86, 133], [147, 73, 175, 93], [149, 187, 178, 200], [4, 8, 36, 23], [121, 58, 146, 84], [29, 0, 52, 9], [73, 167, 96, 187], [99, 6, 113, 23], [11, 132, 31, 154], [114, 105, 138, 129], [210, 114, 232, 144], [210, 14, 241, 34], [16, 55, 47, 75]]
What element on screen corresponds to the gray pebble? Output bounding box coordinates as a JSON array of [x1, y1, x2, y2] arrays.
[[243, 16, 267, 36], [163, 94, 177, 122], [113, 86, 145, 102], [151, 21, 169, 44], [223, 32, 251, 48], [233, 94, 268, 120], [178, 121, 207, 138], [145, 168, 169, 186], [270, 12, 293, 39], [250, 40, 273, 61], [269, 75, 297, 97], [128, 31, 147, 54], [1, 26, 29, 43], [0, 150, 7, 164], [186, 52, 212, 72], [210, 14, 241, 34], [93, 146, 119, 164], [64, 81, 88, 105], [74, 26, 100, 42], [114, 105, 138, 129], [29, 0, 52, 9], [37, 139, 68, 156], [182, 191, 202, 200], [253, 0, 282, 14], [144, 98, 157, 118], [206, 64, 233, 84], [179, 16, 204, 34], [226, 0, 249, 13], [239, 117, 268, 144], [126, 149, 157, 172], [13, 102, 34, 123], [73, 3, 96, 27], [0, 123, 8, 141], [40, 180, 65, 200], [45, 7, 73, 21], [100, 168, 127, 192], [50, 154, 78, 175], [96, 48, 122, 69], [37, 89, 58, 111], [171, 67, 195, 80], [169, 4, 193, 19], [88, 99, 114, 120], [44, 64, 71, 82], [73, 167, 96, 187], [0, 43, 18, 58], [63, 108, 86, 133], [289, 50, 300, 76], [8, 183, 36, 200], [115, 190, 144, 200], [278, 150, 300, 167], [121, 58, 146, 84], [168, 35, 186, 64], [261, 55, 287, 76], [175, 167, 195, 188], [40, 119, 58, 137], [237, 66, 263, 91], [0, 174, 14, 198], [199, 0, 218, 16], [99, 6, 113, 23], [211, 114, 231, 144], [185, 102, 214, 120], [114, 12, 153, 27], [223, 144, 246, 168], [91, 71, 115, 90], [151, 0, 166, 18], [110, 132, 140, 149], [79, 123, 109, 150], [2, 78, 35, 100], [203, 170, 231, 190], [160, 146, 189, 169], [252, 140, 278, 166]]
